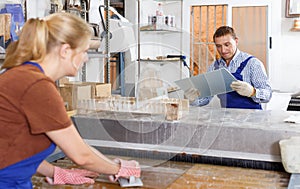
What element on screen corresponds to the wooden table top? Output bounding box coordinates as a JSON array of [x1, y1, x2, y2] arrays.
[[32, 155, 290, 189]]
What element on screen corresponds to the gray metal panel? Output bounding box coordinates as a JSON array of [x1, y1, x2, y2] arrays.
[[72, 107, 300, 163]]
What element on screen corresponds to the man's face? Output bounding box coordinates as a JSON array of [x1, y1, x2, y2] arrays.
[[214, 34, 238, 62]]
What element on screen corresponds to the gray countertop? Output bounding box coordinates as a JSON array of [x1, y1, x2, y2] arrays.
[[72, 107, 300, 163], [74, 106, 300, 131]]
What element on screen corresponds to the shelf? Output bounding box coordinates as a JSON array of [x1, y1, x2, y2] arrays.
[[110, 2, 124, 8], [139, 58, 181, 66], [290, 28, 300, 31], [138, 0, 184, 85], [0, 53, 105, 60], [153, 0, 181, 2], [139, 58, 180, 62], [140, 28, 182, 33], [87, 51, 106, 59], [291, 19, 300, 31], [140, 25, 181, 33]]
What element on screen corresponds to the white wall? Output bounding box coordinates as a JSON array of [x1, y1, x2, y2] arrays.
[[26, 0, 50, 19], [280, 0, 300, 93]]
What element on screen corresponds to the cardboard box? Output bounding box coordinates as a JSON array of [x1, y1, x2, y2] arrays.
[[95, 83, 111, 98], [4, 14, 11, 41], [0, 14, 11, 42], [59, 82, 111, 111], [0, 14, 5, 38], [165, 102, 182, 121]]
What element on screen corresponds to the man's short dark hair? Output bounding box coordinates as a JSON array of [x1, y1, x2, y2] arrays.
[[213, 26, 237, 42]]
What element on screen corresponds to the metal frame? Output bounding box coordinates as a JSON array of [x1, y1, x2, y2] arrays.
[[286, 0, 300, 18]]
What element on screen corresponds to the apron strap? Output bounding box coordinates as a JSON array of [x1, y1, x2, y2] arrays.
[[214, 56, 254, 74], [235, 56, 253, 74], [23, 61, 44, 73]]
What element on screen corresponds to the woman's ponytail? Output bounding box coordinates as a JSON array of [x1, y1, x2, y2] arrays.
[[2, 18, 48, 69], [1, 12, 91, 70]]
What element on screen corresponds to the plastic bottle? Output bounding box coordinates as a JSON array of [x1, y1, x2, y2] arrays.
[[156, 3, 163, 16], [155, 3, 164, 29]]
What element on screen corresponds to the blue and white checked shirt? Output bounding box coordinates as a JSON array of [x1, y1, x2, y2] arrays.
[[192, 49, 272, 107]]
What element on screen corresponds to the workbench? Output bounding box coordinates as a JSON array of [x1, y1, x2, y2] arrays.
[[31, 106, 300, 188], [72, 106, 300, 169], [32, 155, 289, 189]]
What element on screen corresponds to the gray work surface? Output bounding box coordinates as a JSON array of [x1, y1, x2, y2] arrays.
[[72, 107, 300, 163]]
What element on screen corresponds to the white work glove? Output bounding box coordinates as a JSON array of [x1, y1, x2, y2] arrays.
[[230, 80, 255, 97], [184, 88, 201, 103]]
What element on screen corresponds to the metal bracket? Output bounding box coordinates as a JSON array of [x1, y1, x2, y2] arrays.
[[288, 173, 300, 189]]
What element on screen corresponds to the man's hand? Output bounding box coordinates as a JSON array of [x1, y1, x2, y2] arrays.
[[184, 88, 201, 103], [231, 81, 255, 97], [45, 166, 99, 185], [108, 158, 141, 182]]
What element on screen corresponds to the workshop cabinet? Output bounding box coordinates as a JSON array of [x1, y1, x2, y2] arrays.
[[137, 0, 189, 100], [138, 0, 183, 59]]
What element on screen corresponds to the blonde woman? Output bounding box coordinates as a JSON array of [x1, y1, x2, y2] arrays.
[[0, 12, 140, 188]]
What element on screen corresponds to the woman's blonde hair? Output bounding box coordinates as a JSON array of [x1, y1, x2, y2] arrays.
[[2, 12, 92, 69]]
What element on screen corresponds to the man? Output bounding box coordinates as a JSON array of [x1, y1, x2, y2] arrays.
[[186, 26, 272, 109]]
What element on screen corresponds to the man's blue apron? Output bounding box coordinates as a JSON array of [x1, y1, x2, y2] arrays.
[[0, 62, 56, 188], [216, 56, 262, 109]]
